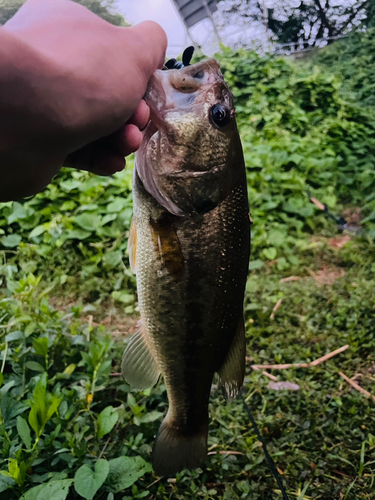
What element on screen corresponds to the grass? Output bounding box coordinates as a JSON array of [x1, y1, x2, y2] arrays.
[[2, 225, 374, 499]]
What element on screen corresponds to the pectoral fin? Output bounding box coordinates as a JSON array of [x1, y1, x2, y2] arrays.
[[150, 219, 185, 281], [218, 318, 246, 399], [128, 220, 137, 274], [121, 320, 161, 390]]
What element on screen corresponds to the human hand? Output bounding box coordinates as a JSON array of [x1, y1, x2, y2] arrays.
[[0, 0, 167, 200]]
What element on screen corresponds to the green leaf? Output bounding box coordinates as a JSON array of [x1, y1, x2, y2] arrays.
[[248, 259, 264, 270], [102, 251, 122, 269], [60, 179, 81, 191], [16, 416, 32, 450], [46, 394, 63, 421], [32, 337, 49, 357], [29, 225, 46, 239], [1, 234, 22, 248], [106, 456, 152, 493], [7, 202, 27, 224], [137, 411, 164, 424], [7, 459, 27, 487], [0, 474, 15, 494], [111, 291, 135, 305], [65, 228, 92, 240], [98, 406, 119, 439], [74, 213, 102, 232], [263, 247, 277, 260], [267, 229, 285, 247], [107, 198, 127, 213], [28, 378, 47, 436], [74, 459, 109, 500], [19, 479, 73, 500], [5, 331, 24, 342], [25, 361, 45, 372]]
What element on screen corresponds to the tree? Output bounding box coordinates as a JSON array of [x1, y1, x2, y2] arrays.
[[0, 0, 127, 26], [216, 0, 373, 49]]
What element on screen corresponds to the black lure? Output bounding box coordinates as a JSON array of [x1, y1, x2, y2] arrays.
[[164, 46, 195, 70]]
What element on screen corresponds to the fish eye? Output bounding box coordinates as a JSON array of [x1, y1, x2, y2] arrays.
[[209, 104, 231, 128], [193, 70, 204, 79]]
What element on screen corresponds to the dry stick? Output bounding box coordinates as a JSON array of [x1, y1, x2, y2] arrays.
[[262, 370, 278, 381], [207, 451, 245, 456], [270, 298, 283, 320], [147, 477, 163, 489], [251, 344, 349, 371], [280, 276, 301, 283], [339, 371, 375, 403]]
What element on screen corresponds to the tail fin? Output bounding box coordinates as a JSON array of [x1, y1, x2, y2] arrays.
[[152, 415, 208, 477]]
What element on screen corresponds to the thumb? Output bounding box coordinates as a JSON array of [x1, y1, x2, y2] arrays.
[[127, 21, 168, 77]]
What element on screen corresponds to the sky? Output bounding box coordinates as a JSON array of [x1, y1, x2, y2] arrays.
[[115, 0, 217, 57]]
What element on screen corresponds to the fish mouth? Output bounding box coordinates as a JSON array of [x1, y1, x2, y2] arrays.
[[142, 59, 231, 134]]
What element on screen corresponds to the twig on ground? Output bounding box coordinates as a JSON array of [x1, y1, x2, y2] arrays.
[[98, 420, 120, 459], [339, 371, 375, 403], [270, 298, 283, 320], [147, 477, 162, 489], [251, 345, 349, 371], [262, 370, 278, 381], [280, 276, 301, 283], [207, 450, 245, 456], [110, 373, 122, 377]]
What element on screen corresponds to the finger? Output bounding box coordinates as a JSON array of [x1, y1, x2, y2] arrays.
[[107, 124, 143, 157], [128, 100, 150, 131], [64, 143, 125, 176], [129, 21, 168, 76]]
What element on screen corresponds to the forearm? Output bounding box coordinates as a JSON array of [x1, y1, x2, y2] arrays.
[[0, 28, 66, 198], [0, 28, 63, 154]]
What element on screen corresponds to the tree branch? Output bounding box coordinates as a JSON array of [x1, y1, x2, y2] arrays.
[[313, 0, 335, 36], [336, 0, 370, 34]]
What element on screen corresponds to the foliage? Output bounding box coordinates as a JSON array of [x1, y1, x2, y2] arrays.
[[0, 273, 157, 499], [0, 166, 136, 304], [0, 0, 127, 26], [1, 242, 375, 498], [72, 0, 128, 26], [313, 27, 375, 109], [216, 0, 372, 48], [215, 46, 375, 261]]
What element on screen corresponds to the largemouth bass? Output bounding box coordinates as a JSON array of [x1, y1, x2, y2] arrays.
[[122, 58, 251, 476]]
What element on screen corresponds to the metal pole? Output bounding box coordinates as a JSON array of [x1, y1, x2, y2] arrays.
[[201, 0, 222, 45], [169, 0, 199, 50]]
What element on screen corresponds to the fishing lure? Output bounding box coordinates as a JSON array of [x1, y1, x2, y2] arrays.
[[164, 46, 195, 70]]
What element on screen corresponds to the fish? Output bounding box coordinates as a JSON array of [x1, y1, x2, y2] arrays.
[[121, 57, 251, 477]]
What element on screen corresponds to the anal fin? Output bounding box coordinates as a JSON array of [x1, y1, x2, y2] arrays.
[[217, 317, 246, 399], [121, 320, 161, 390]]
